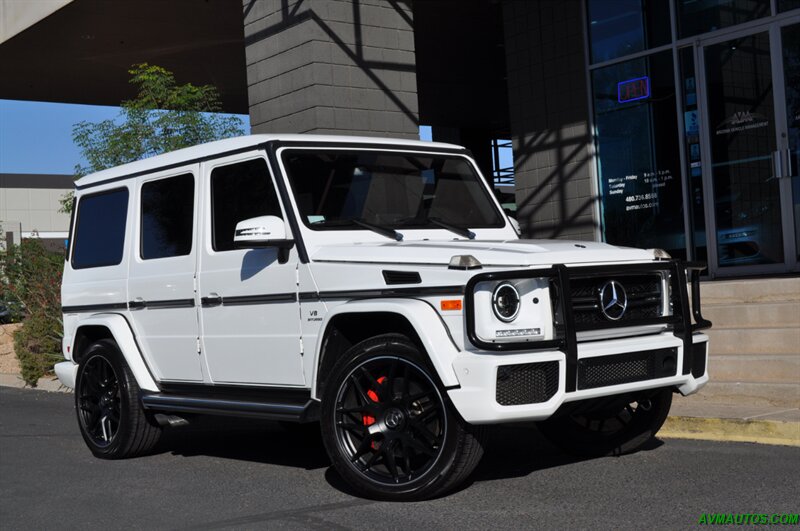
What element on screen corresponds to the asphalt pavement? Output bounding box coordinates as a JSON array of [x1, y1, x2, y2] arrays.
[[1, 386, 798, 530]]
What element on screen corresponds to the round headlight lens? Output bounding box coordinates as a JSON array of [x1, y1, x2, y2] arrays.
[[492, 282, 520, 322]]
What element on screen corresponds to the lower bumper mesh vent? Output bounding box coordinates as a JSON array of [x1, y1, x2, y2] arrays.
[[577, 347, 677, 390], [496, 361, 559, 406]]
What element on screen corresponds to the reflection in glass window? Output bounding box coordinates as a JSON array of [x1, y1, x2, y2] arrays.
[[587, 0, 670, 64], [592, 51, 687, 259], [72, 188, 129, 269], [211, 159, 283, 252], [141, 174, 195, 260], [677, 0, 770, 38]]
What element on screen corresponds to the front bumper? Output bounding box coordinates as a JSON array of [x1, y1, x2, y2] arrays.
[[54, 361, 78, 389], [447, 332, 708, 424]]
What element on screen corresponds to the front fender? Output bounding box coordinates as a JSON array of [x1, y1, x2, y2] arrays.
[[311, 298, 461, 399], [71, 314, 159, 392]]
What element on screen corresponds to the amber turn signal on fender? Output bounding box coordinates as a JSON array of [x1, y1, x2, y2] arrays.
[[440, 299, 462, 311]]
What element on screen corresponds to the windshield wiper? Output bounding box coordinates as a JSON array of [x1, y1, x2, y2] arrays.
[[309, 217, 403, 241], [429, 217, 475, 240], [352, 218, 404, 241]]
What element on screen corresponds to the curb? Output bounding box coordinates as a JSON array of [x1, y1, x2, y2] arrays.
[[0, 373, 70, 393], [661, 415, 800, 447]]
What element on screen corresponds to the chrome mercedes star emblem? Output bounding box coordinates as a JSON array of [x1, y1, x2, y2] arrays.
[[599, 280, 628, 321]]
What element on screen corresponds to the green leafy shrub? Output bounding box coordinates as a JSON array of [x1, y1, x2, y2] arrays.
[[0, 239, 64, 386]]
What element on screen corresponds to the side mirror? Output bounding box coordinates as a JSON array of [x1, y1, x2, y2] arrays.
[[508, 216, 521, 237], [233, 216, 294, 249]]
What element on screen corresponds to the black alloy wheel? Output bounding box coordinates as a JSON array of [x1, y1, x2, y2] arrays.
[[334, 355, 447, 486], [321, 334, 486, 501], [538, 388, 673, 457], [77, 354, 121, 447], [74, 339, 162, 458]]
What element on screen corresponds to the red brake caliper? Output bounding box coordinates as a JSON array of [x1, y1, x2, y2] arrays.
[[362, 376, 386, 449]]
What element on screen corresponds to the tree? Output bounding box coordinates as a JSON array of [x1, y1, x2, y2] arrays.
[[61, 63, 245, 211]]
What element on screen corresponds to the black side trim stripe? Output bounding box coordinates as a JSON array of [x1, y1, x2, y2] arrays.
[[143, 299, 196, 309], [64, 286, 465, 312], [62, 302, 129, 313], [222, 293, 297, 306], [311, 285, 465, 300]]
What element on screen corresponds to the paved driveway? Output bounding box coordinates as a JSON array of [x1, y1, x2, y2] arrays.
[[1, 387, 797, 530]]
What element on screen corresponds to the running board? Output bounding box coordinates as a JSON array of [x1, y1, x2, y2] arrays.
[[141, 393, 319, 423]]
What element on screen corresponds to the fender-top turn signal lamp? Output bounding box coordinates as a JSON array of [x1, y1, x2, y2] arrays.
[[440, 299, 463, 311]]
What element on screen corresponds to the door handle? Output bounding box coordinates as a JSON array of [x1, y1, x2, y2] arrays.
[[784, 148, 795, 178], [128, 298, 147, 310], [201, 293, 222, 307]]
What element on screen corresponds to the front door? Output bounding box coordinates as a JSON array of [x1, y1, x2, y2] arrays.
[[197, 154, 305, 387], [698, 18, 800, 275]]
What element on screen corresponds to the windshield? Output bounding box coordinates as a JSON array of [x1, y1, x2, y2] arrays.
[[281, 150, 505, 232]]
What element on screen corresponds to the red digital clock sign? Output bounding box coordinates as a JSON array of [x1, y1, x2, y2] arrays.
[[618, 76, 650, 103]]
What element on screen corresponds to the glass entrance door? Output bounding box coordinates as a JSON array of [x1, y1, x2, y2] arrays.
[[698, 20, 800, 275], [780, 22, 800, 268]]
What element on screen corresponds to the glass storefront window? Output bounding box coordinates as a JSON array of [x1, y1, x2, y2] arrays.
[[779, 0, 800, 12], [677, 0, 770, 38], [592, 50, 687, 259], [587, 0, 671, 64], [679, 47, 708, 261]]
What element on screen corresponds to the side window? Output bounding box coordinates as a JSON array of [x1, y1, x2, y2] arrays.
[[71, 188, 129, 269], [210, 158, 283, 252], [141, 173, 195, 260]]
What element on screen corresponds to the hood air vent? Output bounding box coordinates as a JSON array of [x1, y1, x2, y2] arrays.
[[382, 270, 422, 285]]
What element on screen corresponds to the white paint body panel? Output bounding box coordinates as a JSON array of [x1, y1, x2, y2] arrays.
[[58, 313, 160, 392], [127, 166, 202, 382]]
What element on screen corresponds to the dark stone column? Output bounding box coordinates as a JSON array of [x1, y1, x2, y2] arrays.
[[243, 0, 418, 138], [501, 0, 598, 241]]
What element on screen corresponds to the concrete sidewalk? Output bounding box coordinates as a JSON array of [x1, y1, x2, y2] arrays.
[[2, 371, 798, 447], [663, 393, 799, 447]]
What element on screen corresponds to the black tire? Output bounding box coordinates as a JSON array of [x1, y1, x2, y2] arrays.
[[74, 339, 162, 459], [537, 388, 673, 457], [320, 334, 486, 501]]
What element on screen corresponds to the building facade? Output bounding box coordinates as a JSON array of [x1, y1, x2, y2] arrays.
[[0, 173, 73, 250], [1, 0, 798, 278]]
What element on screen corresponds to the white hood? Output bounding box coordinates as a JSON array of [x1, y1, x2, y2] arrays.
[[310, 239, 655, 267]]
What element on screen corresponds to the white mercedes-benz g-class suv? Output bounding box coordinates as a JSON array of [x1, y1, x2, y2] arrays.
[[57, 135, 710, 500]]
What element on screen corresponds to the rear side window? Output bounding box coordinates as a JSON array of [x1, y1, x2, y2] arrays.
[[71, 188, 129, 269], [141, 174, 195, 259], [210, 159, 283, 251]]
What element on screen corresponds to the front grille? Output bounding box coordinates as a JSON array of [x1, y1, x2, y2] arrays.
[[577, 347, 678, 390], [496, 361, 559, 405], [569, 274, 663, 330]]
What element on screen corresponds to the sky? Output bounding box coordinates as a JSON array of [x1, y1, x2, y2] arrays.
[[0, 101, 510, 176], [0, 99, 251, 175]]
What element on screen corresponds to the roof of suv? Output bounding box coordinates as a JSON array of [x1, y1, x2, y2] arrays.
[[74, 134, 466, 190]]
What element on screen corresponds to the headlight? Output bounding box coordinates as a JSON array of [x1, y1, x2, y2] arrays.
[[492, 282, 520, 322]]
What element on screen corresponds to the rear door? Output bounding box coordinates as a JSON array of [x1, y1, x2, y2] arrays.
[[127, 167, 202, 382]]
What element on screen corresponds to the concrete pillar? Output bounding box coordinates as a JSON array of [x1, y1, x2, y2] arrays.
[[501, 0, 598, 241], [243, 0, 418, 138]]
